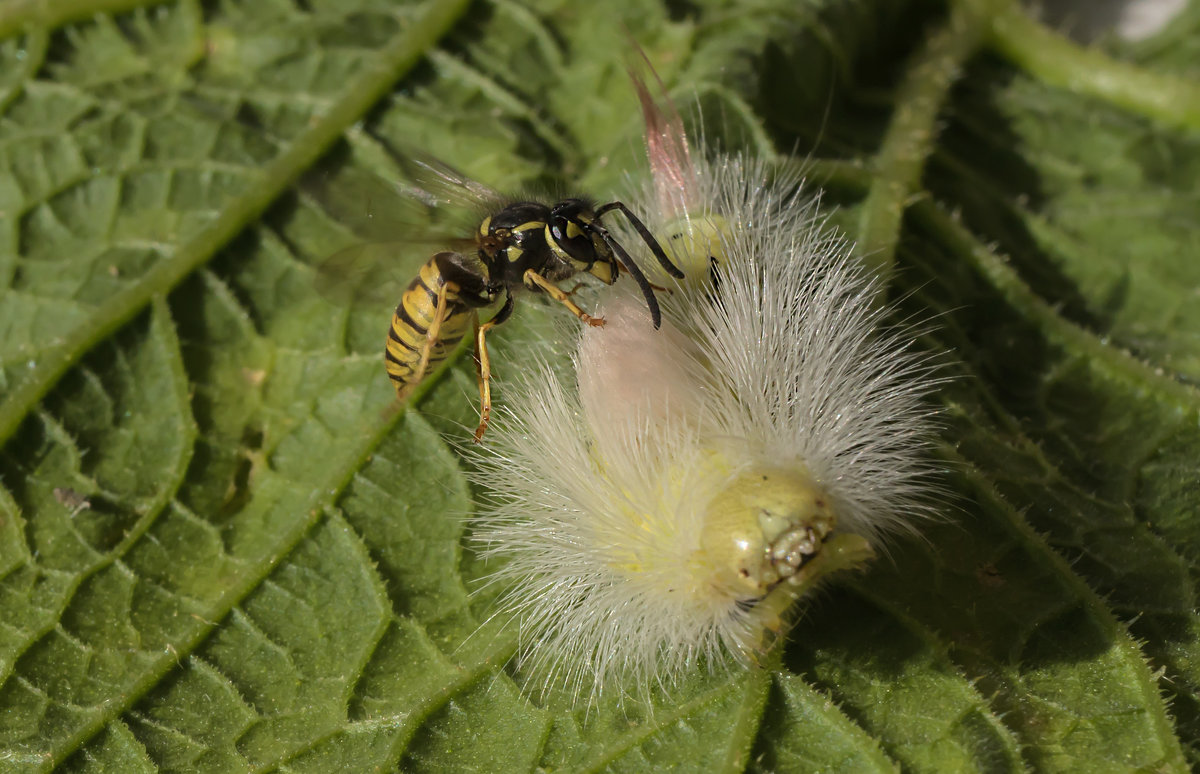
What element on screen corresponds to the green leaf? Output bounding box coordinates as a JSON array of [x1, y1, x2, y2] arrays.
[[0, 0, 1198, 771]]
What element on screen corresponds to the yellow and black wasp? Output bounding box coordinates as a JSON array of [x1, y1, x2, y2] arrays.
[[322, 154, 683, 441]]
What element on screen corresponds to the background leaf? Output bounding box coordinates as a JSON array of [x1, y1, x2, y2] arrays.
[[0, 0, 1197, 771]]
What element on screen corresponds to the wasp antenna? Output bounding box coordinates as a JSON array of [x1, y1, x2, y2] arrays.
[[594, 201, 685, 279], [587, 222, 663, 329]]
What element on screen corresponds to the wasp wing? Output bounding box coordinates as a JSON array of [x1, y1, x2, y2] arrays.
[[314, 238, 478, 307], [303, 160, 479, 306], [301, 163, 451, 244], [304, 144, 513, 307], [401, 151, 507, 213]]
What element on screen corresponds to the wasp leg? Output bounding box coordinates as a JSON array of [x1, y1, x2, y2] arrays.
[[472, 319, 497, 443], [581, 222, 662, 328], [523, 269, 606, 327], [408, 281, 454, 394], [472, 296, 515, 442]]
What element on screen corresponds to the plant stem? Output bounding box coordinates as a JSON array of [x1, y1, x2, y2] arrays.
[[856, 2, 987, 282], [973, 0, 1200, 130], [792, 155, 1200, 414], [0, 0, 173, 39]]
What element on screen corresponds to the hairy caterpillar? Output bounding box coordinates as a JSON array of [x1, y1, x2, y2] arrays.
[[467, 72, 942, 703]]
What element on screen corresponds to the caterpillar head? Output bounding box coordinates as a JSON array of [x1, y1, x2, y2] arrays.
[[696, 468, 837, 600]]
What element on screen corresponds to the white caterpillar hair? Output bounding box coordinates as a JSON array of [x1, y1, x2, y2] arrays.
[[467, 96, 942, 704]]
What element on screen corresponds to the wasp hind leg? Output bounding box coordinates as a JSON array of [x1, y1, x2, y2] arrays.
[[403, 281, 453, 398], [472, 295, 516, 443], [523, 269, 606, 327]]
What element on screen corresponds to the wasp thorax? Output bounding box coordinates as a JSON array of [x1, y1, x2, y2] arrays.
[[697, 468, 835, 599]]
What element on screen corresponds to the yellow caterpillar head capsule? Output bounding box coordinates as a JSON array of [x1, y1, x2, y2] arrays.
[[688, 464, 874, 660], [696, 468, 835, 599]]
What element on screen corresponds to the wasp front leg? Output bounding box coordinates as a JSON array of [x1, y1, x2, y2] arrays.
[[523, 269, 606, 327]]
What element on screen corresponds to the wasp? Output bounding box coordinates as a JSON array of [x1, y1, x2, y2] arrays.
[[325, 155, 683, 441]]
